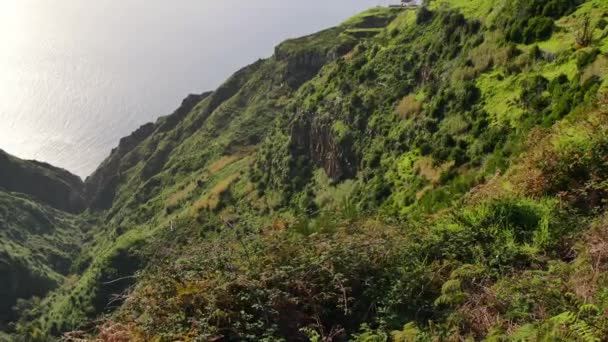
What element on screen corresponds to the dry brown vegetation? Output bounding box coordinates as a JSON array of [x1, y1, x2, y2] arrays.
[[457, 288, 502, 338], [61, 321, 144, 342], [582, 55, 608, 83], [191, 173, 241, 214], [165, 181, 198, 209], [415, 157, 454, 184], [395, 94, 422, 119], [207, 155, 242, 174]]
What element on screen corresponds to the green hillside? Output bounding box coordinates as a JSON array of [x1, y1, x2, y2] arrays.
[[0, 191, 89, 332], [0, 150, 91, 334], [3, 0, 608, 340]]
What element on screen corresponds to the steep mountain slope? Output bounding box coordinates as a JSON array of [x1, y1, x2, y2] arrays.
[[5, 0, 608, 341]]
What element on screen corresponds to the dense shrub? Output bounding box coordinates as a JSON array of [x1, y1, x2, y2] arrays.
[[416, 7, 433, 25], [105, 221, 439, 340], [509, 17, 554, 43], [521, 75, 550, 111], [542, 0, 579, 18], [540, 130, 608, 210], [521, 73, 600, 127], [523, 16, 555, 43], [576, 48, 600, 70], [504, 0, 578, 43]]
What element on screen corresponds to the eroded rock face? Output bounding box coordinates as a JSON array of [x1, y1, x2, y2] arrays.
[[0, 150, 85, 213], [290, 112, 356, 181], [277, 47, 355, 89], [282, 51, 332, 89]]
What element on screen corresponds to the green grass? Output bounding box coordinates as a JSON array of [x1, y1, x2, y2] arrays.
[[476, 69, 525, 125], [541, 57, 579, 80], [433, 0, 500, 21], [341, 7, 401, 28], [343, 28, 384, 39]]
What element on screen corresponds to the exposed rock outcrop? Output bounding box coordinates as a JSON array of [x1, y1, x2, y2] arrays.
[[290, 112, 356, 181]]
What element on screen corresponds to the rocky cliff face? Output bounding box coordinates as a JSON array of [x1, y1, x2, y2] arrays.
[[290, 112, 356, 181], [0, 150, 85, 213]]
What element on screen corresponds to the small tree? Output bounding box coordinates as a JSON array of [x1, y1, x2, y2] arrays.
[[575, 14, 593, 47]]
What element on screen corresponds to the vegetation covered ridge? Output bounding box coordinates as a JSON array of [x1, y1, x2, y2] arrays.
[[3, 0, 608, 341]]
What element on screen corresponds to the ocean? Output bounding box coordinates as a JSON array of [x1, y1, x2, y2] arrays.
[[0, 0, 384, 177]]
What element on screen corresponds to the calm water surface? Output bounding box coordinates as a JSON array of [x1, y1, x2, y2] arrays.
[[0, 0, 385, 177]]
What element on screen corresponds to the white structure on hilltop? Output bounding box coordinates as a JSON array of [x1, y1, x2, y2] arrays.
[[387, 0, 422, 8]]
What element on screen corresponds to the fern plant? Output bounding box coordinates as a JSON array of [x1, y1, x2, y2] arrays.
[[538, 304, 603, 342]]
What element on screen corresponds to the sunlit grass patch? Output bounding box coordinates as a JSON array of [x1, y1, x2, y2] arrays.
[[540, 57, 578, 80], [207, 154, 241, 174], [537, 31, 574, 53], [386, 8, 417, 32], [165, 181, 197, 209], [415, 157, 454, 185], [341, 7, 400, 28], [582, 55, 608, 84], [395, 93, 422, 119], [435, 0, 502, 22], [191, 173, 241, 214], [476, 69, 524, 126]]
